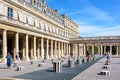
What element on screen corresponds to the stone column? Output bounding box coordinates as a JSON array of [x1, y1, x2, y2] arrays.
[[84, 44, 86, 57], [31, 38, 34, 59], [61, 42, 63, 57], [104, 46, 106, 54], [41, 38, 44, 60], [101, 44, 103, 56], [51, 40, 53, 59], [54, 41, 57, 58], [25, 34, 29, 61], [92, 44, 95, 56], [58, 41, 60, 58], [33, 36, 37, 60], [67, 43, 68, 57], [15, 32, 19, 60], [46, 39, 49, 59], [110, 44, 112, 55], [79, 46, 82, 56], [69, 44, 70, 56], [78, 44, 80, 56], [87, 46, 89, 51], [98, 46, 100, 55], [116, 45, 119, 56], [63, 43, 66, 56], [2, 30, 7, 63], [75, 44, 77, 56], [37, 39, 40, 59]]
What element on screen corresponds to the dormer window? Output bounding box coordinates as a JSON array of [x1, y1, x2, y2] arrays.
[[33, 0, 36, 5], [33, 0, 37, 7]]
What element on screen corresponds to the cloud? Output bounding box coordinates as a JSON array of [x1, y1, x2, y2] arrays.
[[86, 6, 114, 22], [67, 11, 82, 16], [78, 24, 120, 37], [67, 0, 114, 23]]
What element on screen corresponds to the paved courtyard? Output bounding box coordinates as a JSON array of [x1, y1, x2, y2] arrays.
[[72, 57, 120, 80], [0, 57, 119, 80], [0, 57, 100, 80]]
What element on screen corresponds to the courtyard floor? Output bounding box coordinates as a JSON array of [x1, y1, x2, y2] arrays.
[[0, 56, 119, 80]]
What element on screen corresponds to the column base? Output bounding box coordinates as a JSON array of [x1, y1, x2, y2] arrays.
[[37, 56, 40, 59], [34, 56, 37, 60], [55, 55, 58, 58], [25, 56, 29, 61], [46, 55, 49, 60], [2, 58, 6, 63], [51, 55, 53, 59]]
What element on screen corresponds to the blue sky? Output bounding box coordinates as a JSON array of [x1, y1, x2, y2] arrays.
[[46, 0, 120, 37]]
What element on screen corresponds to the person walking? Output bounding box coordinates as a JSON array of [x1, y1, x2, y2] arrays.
[[6, 52, 12, 69], [86, 51, 91, 62], [16, 53, 20, 62], [106, 51, 111, 62]]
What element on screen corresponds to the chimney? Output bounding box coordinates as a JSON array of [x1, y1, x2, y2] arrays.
[[54, 10, 58, 13]]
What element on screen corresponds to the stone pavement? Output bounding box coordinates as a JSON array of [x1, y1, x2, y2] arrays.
[[72, 57, 120, 80], [0, 57, 101, 80], [0, 58, 68, 80], [11, 58, 101, 80]]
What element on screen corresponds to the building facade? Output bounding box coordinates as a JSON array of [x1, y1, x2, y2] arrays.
[[0, 0, 79, 63]]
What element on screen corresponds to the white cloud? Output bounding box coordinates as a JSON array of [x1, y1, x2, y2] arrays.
[[78, 25, 120, 37], [86, 6, 114, 22], [67, 1, 114, 22], [67, 11, 82, 16]]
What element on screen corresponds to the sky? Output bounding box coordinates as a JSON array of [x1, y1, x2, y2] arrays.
[[46, 0, 120, 37]]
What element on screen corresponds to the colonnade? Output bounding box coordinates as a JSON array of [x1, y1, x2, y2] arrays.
[[80, 43, 120, 57], [1, 30, 79, 63], [2, 30, 120, 63]]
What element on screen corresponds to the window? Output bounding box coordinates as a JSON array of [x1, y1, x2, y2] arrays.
[[18, 12, 24, 22], [39, 22, 43, 30], [26, 16, 33, 25], [8, 7, 13, 18], [34, 19, 38, 27], [44, 24, 46, 31], [0, 2, 3, 15], [49, 25, 52, 32], [33, 0, 37, 7]]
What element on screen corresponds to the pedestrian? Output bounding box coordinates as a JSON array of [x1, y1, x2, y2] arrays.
[[106, 51, 111, 62], [6, 52, 12, 69], [16, 53, 20, 62], [86, 51, 91, 62]]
